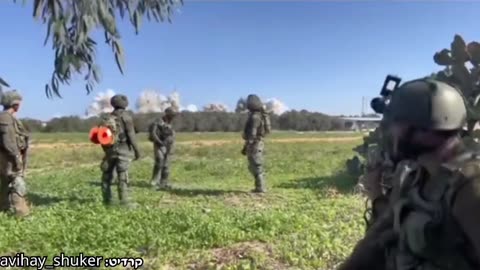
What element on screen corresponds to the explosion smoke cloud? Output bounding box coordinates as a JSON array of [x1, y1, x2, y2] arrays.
[[136, 90, 181, 113], [86, 89, 287, 117], [85, 89, 116, 117], [264, 98, 288, 115], [185, 104, 199, 112], [203, 103, 229, 112]]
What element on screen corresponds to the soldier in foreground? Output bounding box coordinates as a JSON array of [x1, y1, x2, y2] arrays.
[[99, 94, 141, 207], [338, 78, 480, 269], [148, 107, 176, 190], [0, 90, 30, 217], [241, 94, 271, 193]]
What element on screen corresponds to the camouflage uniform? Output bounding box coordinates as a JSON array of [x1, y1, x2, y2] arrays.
[[149, 107, 176, 190], [0, 90, 29, 217], [242, 94, 268, 193], [100, 95, 141, 207], [339, 79, 480, 269]]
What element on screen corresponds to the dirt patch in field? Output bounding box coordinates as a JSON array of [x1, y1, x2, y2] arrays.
[[223, 193, 270, 209], [30, 136, 362, 149], [30, 142, 93, 149], [189, 241, 288, 270]]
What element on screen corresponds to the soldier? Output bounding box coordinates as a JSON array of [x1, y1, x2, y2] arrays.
[[241, 94, 271, 193], [355, 125, 394, 202], [148, 107, 176, 190], [99, 94, 141, 207], [338, 78, 480, 269], [0, 90, 30, 217]]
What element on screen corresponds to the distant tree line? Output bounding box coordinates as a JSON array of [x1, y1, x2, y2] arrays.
[[21, 110, 348, 133]]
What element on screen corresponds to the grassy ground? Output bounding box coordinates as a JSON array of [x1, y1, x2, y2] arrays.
[[0, 132, 366, 270]]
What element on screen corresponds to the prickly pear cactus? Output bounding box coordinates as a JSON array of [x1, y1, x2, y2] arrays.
[[433, 34, 480, 132]]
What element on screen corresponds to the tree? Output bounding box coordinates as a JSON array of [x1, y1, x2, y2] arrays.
[[4, 0, 183, 97]]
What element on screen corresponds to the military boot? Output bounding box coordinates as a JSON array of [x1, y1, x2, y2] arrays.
[[118, 172, 137, 209], [9, 193, 30, 217], [157, 171, 172, 190], [101, 173, 113, 205], [150, 163, 161, 188], [9, 176, 29, 217], [251, 174, 266, 193]]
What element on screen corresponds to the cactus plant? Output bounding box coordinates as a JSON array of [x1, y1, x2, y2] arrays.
[[433, 34, 480, 132]]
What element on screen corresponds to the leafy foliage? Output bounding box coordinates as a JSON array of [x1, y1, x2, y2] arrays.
[[22, 110, 347, 133], [10, 0, 182, 98]]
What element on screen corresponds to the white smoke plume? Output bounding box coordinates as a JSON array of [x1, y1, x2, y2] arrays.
[[235, 97, 247, 113], [203, 103, 229, 112], [85, 89, 116, 117], [136, 90, 164, 113], [85, 89, 290, 116], [136, 90, 180, 113], [264, 98, 288, 115], [184, 104, 198, 112], [168, 91, 181, 111]]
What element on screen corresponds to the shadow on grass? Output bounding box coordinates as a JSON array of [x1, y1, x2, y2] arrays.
[[88, 180, 153, 189], [277, 171, 357, 194], [166, 188, 248, 197], [27, 192, 92, 206]]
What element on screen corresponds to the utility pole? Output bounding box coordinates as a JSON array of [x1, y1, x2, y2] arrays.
[[361, 96, 365, 117]]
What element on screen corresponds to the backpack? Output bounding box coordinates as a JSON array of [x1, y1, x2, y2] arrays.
[[98, 113, 126, 145], [259, 111, 271, 136]]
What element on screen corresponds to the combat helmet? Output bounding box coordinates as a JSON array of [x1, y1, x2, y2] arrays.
[[1, 90, 22, 108], [246, 94, 263, 111], [388, 78, 466, 130], [110, 94, 129, 109], [164, 107, 177, 118]]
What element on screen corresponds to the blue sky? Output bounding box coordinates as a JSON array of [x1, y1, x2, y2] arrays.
[[1, 1, 479, 120]]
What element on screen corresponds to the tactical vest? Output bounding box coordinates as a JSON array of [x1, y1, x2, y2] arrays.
[[100, 111, 127, 148], [383, 151, 480, 270], [148, 119, 174, 143], [244, 112, 267, 140], [12, 116, 28, 151]]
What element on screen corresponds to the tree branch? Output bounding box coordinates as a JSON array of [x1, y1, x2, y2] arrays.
[[10, 0, 182, 98]]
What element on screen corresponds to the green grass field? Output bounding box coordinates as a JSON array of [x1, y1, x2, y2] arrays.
[[0, 132, 366, 270]]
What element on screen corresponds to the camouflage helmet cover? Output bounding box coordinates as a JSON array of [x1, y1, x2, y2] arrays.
[[1, 90, 22, 107], [388, 78, 466, 130], [164, 107, 177, 117], [246, 94, 263, 111], [110, 94, 129, 109]]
